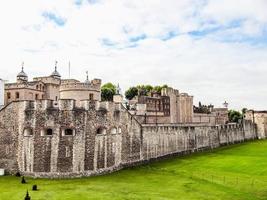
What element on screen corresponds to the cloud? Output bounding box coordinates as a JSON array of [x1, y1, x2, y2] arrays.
[[0, 0, 266, 110], [42, 12, 66, 26]]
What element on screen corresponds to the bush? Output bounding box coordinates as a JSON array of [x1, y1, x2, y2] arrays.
[[32, 185, 37, 191], [24, 190, 31, 200], [21, 176, 26, 184]]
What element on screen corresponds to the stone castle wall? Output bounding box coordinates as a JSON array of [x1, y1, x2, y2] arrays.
[[0, 101, 24, 173], [142, 121, 255, 161], [0, 99, 257, 178]]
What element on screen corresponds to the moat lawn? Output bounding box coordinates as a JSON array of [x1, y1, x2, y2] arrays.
[[1, 140, 267, 200]]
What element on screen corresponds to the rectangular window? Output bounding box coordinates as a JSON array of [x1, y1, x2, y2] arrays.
[[35, 94, 39, 100], [64, 128, 74, 136], [46, 129, 53, 136], [16, 92, 19, 99], [7, 92, 11, 99], [89, 93, 94, 100]]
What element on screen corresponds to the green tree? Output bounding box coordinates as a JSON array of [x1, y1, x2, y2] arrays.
[[136, 85, 153, 96], [125, 84, 168, 99], [153, 84, 168, 93], [101, 83, 116, 101], [228, 110, 243, 123], [125, 87, 138, 100]]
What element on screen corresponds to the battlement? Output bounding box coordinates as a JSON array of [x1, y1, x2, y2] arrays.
[[0, 97, 257, 178], [21, 99, 123, 112], [180, 93, 192, 97], [91, 78, 101, 85], [161, 87, 179, 96], [60, 82, 100, 92], [33, 76, 60, 85]]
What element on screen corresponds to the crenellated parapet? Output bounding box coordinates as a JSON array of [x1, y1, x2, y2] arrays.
[[59, 79, 101, 104], [0, 98, 259, 178], [161, 87, 179, 96], [59, 82, 100, 92], [22, 99, 124, 113]]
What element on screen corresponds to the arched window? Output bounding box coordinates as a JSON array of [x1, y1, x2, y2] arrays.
[[36, 85, 39, 90], [46, 128, 53, 135], [96, 127, 106, 135], [24, 128, 33, 137]]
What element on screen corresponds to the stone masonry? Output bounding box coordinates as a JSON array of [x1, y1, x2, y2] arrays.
[[0, 99, 257, 178]]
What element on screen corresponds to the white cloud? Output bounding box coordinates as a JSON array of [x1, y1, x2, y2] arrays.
[[0, 0, 267, 110]]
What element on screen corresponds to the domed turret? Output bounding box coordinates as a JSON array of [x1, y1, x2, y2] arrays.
[[17, 63, 28, 83], [50, 61, 61, 79]]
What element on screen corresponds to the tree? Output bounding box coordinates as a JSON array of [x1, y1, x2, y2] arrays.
[[228, 110, 243, 123], [125, 87, 138, 100], [21, 176, 26, 184], [24, 190, 31, 200], [101, 83, 116, 101], [153, 84, 168, 93], [125, 84, 168, 100], [136, 85, 153, 96]]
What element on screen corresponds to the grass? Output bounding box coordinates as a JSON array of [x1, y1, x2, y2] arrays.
[[1, 140, 267, 200]]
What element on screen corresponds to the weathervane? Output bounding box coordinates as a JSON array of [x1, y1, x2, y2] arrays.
[[85, 71, 89, 84], [55, 60, 58, 70], [21, 61, 24, 71]]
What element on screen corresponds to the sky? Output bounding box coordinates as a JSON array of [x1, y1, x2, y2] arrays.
[[0, 0, 267, 110]]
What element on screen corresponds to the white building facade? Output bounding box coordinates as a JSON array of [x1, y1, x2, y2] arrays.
[[0, 79, 4, 109]]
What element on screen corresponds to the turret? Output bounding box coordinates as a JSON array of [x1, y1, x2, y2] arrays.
[[113, 83, 123, 103], [50, 61, 61, 79], [17, 63, 28, 83]]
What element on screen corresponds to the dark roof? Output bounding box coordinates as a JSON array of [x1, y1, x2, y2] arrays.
[[50, 67, 61, 78], [17, 67, 28, 78]]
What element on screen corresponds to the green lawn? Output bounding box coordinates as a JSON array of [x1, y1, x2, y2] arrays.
[[1, 140, 267, 200]]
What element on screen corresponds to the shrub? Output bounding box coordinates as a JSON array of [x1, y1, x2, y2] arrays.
[[32, 185, 37, 191], [21, 176, 26, 184], [24, 190, 31, 200]]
